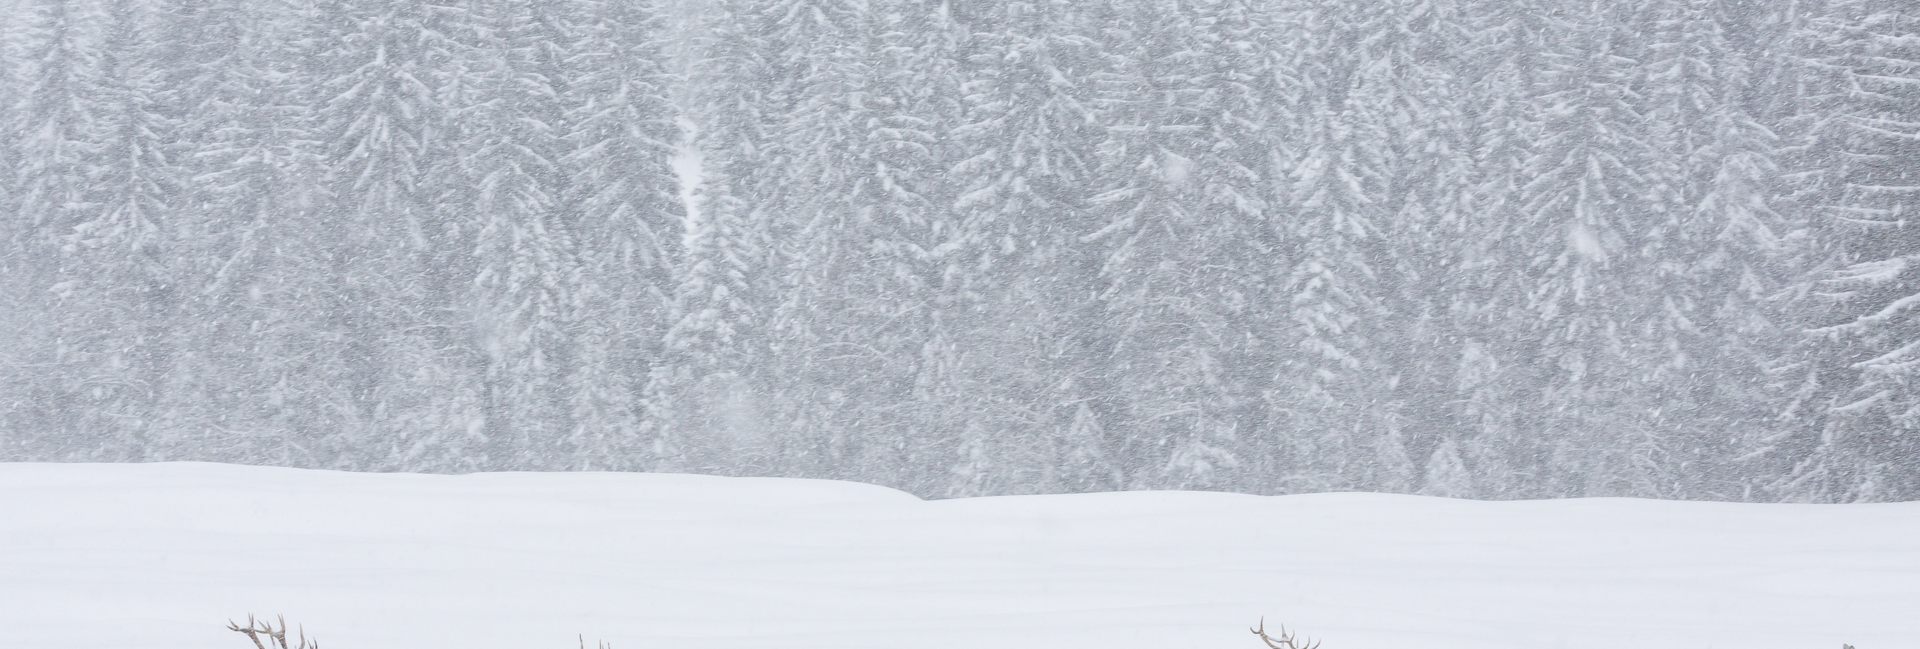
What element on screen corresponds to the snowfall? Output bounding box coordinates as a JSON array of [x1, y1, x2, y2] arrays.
[[1, 463, 1914, 649]]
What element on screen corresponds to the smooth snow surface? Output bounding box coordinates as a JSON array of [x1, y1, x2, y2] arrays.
[[1, 463, 1913, 649]]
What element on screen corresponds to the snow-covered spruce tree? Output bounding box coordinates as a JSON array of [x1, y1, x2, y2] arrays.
[[0, 3, 20, 461], [1384, 0, 1492, 497], [1419, 437, 1475, 497], [162, 0, 335, 465], [302, 0, 463, 469], [1336, 0, 1484, 496], [753, 0, 974, 489], [948, 0, 1112, 495], [0, 0, 24, 227], [61, 0, 186, 460], [1148, 0, 1299, 491], [642, 0, 777, 474], [1260, 0, 1415, 493], [9, 0, 96, 240], [867, 0, 974, 493], [755, 0, 884, 479], [311, 0, 455, 254], [1769, 0, 1920, 502], [1082, 0, 1213, 490], [442, 0, 584, 470], [1083, 0, 1296, 491], [838, 0, 1007, 495], [1637, 0, 1795, 499], [1514, 2, 1675, 497], [560, 0, 682, 470], [1448, 0, 1562, 498], [2, 0, 109, 460]]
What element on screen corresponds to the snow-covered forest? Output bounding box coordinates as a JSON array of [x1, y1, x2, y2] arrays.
[[1, 0, 1915, 502]]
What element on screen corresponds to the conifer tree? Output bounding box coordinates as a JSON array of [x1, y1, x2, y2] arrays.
[[448, 0, 583, 468], [643, 0, 777, 473], [177, 0, 343, 466], [84, 0, 176, 289], [67, 0, 184, 458], [1450, 0, 1561, 498], [867, 0, 973, 492], [757, 0, 979, 487], [1771, 0, 1920, 502], [1640, 0, 1793, 498], [1159, 0, 1299, 490], [755, 0, 883, 477], [4, 0, 107, 460], [949, 0, 1113, 493], [1517, 2, 1673, 496], [1086, 0, 1278, 490], [1262, 0, 1416, 492], [11, 0, 97, 250], [301, 0, 461, 468], [561, 0, 681, 470]]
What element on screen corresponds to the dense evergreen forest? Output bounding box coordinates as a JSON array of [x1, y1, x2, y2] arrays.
[[2, 0, 1916, 501]]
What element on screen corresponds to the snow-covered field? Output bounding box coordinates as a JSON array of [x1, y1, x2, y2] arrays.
[[1, 463, 1913, 649]]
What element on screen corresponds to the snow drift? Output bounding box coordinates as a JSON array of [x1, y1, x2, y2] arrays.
[[0, 462, 1913, 649]]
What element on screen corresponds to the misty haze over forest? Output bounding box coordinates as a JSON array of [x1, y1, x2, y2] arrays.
[[1, 0, 1916, 502]]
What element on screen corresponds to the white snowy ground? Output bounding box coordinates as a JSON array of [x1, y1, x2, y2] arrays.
[[0, 463, 1914, 649]]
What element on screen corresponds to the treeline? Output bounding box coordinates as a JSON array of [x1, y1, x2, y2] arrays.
[[1, 0, 1915, 501]]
